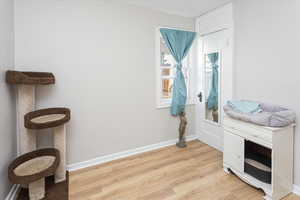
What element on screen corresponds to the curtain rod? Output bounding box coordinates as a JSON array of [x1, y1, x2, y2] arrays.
[[157, 26, 195, 33], [157, 26, 228, 36]]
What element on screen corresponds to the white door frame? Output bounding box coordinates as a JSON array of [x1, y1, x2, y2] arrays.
[[195, 3, 234, 151]]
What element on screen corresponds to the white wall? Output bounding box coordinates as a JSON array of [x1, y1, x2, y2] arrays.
[[14, 0, 195, 165], [0, 0, 16, 198], [234, 0, 300, 186]]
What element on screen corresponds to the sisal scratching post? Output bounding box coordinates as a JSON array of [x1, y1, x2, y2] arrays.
[[54, 124, 66, 183], [17, 85, 36, 155], [17, 85, 43, 192], [29, 179, 45, 200]]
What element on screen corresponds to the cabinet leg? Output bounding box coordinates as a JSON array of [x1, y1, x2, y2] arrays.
[[223, 167, 230, 174]]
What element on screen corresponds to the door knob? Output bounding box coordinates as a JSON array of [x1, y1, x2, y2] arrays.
[[197, 92, 202, 102]]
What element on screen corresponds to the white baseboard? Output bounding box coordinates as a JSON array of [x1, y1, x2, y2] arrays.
[[197, 130, 223, 152], [67, 134, 198, 172], [293, 184, 300, 196], [5, 184, 20, 200]]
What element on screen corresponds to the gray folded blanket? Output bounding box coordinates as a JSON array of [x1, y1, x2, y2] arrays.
[[224, 101, 296, 127]]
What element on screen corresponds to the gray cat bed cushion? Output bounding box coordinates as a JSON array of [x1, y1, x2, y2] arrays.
[[224, 102, 295, 127]]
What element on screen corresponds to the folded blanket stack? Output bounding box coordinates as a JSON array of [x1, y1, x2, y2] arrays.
[[227, 100, 262, 114]]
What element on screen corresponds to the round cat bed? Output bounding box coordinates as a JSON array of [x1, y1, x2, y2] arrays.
[[24, 108, 71, 129], [8, 148, 60, 185], [224, 101, 296, 127]]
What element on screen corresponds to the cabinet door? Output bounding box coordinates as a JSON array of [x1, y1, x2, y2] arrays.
[[224, 130, 244, 172]]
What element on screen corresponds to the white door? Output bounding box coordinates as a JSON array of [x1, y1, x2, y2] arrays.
[[195, 29, 232, 151], [195, 3, 233, 151]]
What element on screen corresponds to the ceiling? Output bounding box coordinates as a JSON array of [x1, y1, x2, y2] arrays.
[[115, 0, 231, 18]]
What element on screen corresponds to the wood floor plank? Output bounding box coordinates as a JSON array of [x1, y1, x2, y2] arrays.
[[70, 144, 215, 192], [69, 140, 300, 200]]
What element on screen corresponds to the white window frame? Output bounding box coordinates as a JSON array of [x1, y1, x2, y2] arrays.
[[155, 26, 194, 109]]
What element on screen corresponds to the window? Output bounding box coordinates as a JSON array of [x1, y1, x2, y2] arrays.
[[156, 28, 190, 108]]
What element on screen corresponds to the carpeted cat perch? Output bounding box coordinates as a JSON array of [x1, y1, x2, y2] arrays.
[[6, 71, 71, 200]]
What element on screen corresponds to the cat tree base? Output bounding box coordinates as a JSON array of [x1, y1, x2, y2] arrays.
[[8, 148, 60, 200]]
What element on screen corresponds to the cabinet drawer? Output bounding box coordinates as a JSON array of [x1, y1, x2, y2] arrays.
[[225, 126, 272, 146], [224, 118, 272, 145]]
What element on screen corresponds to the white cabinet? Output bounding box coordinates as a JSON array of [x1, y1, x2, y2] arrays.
[[223, 131, 244, 172], [223, 116, 295, 200]]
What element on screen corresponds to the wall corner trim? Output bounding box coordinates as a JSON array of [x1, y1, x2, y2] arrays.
[[67, 134, 198, 172], [5, 184, 20, 200]]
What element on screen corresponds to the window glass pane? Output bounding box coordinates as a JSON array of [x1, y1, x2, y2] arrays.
[[162, 79, 174, 99], [160, 37, 175, 67]]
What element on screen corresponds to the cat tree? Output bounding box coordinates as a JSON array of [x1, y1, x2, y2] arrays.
[[6, 71, 71, 200]]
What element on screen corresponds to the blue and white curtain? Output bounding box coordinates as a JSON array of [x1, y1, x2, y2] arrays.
[[160, 28, 197, 116]]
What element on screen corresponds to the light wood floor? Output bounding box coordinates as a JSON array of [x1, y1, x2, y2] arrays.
[[69, 140, 300, 200]]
